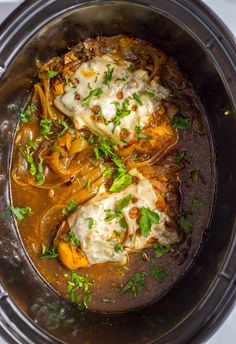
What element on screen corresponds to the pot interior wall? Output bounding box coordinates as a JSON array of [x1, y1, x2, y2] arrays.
[[0, 2, 236, 344]]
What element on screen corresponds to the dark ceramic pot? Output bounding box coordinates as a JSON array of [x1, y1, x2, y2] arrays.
[[0, 1, 236, 343]]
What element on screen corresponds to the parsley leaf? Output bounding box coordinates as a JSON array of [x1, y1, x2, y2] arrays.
[[87, 217, 94, 230], [144, 91, 155, 97], [19, 147, 37, 176], [139, 207, 160, 237], [47, 70, 58, 78], [174, 151, 187, 165], [40, 244, 59, 259], [109, 173, 132, 193], [132, 92, 143, 106], [116, 194, 132, 213], [103, 167, 114, 177], [40, 119, 53, 140], [149, 266, 166, 282], [135, 125, 151, 140], [172, 115, 190, 130], [81, 88, 103, 106], [57, 119, 69, 137], [103, 64, 114, 85], [110, 98, 131, 132], [35, 157, 44, 185], [120, 271, 146, 297], [10, 206, 31, 221], [127, 64, 135, 72], [20, 103, 37, 123], [177, 211, 192, 233], [115, 243, 124, 253], [62, 201, 78, 216], [62, 227, 80, 246], [67, 271, 93, 309], [152, 242, 171, 258]]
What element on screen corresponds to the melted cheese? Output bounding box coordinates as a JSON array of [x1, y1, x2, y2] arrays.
[[68, 170, 180, 265], [54, 55, 170, 146]]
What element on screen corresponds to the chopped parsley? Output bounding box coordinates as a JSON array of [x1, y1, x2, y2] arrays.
[[87, 135, 95, 144], [109, 173, 132, 193], [116, 194, 132, 213], [94, 147, 100, 160], [191, 168, 201, 182], [177, 211, 192, 233], [135, 125, 151, 140], [62, 201, 78, 216], [35, 157, 44, 185], [40, 244, 59, 259], [19, 147, 37, 176], [10, 206, 31, 221], [47, 70, 58, 78], [191, 198, 203, 211], [87, 217, 94, 230], [110, 98, 131, 132], [95, 136, 132, 193], [103, 64, 114, 86], [62, 227, 80, 246], [40, 119, 53, 140], [81, 88, 103, 106], [86, 179, 91, 191], [139, 207, 160, 237], [115, 243, 124, 253], [67, 270, 93, 309], [149, 266, 166, 282], [144, 91, 155, 97], [104, 209, 115, 222], [103, 167, 114, 177], [20, 103, 37, 123], [132, 92, 143, 106], [172, 115, 190, 130], [174, 151, 188, 165], [57, 119, 69, 137], [120, 271, 146, 297], [127, 64, 135, 72], [152, 242, 171, 258], [116, 76, 128, 82]]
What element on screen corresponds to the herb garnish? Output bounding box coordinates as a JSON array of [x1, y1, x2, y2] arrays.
[[149, 266, 166, 282], [110, 173, 132, 193], [104, 209, 115, 222], [86, 179, 91, 191], [47, 70, 58, 78], [191, 168, 201, 182], [139, 207, 160, 237], [103, 64, 114, 86], [67, 270, 93, 309], [81, 88, 103, 106], [144, 91, 155, 97], [115, 194, 131, 228], [87, 217, 94, 230], [40, 119, 53, 140], [10, 206, 31, 221], [40, 244, 59, 259], [115, 243, 124, 253], [135, 125, 151, 140], [152, 242, 171, 258], [132, 92, 143, 106], [35, 157, 44, 185], [174, 151, 188, 165], [127, 64, 135, 72], [172, 115, 190, 130], [62, 227, 80, 246], [121, 271, 146, 297], [19, 146, 37, 176], [95, 136, 132, 193], [20, 103, 37, 123], [62, 201, 78, 216], [103, 167, 114, 177], [110, 98, 131, 133], [57, 119, 69, 137], [177, 211, 192, 233]]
